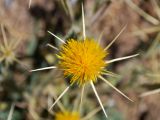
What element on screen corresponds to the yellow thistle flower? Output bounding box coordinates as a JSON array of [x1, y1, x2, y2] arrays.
[[55, 111, 80, 120], [31, 4, 139, 119], [0, 25, 20, 67]]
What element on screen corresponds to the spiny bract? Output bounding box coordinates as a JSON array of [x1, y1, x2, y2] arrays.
[[58, 38, 107, 86]]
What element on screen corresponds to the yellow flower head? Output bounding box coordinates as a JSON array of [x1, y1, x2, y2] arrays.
[[58, 38, 107, 86], [0, 43, 16, 65], [0, 25, 18, 66], [31, 5, 138, 119], [55, 111, 80, 120]]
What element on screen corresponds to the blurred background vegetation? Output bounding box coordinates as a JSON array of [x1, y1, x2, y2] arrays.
[[0, 0, 160, 120]]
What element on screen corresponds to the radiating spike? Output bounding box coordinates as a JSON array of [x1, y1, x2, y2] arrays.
[[13, 39, 21, 49], [82, 4, 86, 40], [125, 0, 159, 25], [140, 88, 160, 97], [79, 85, 85, 112], [49, 86, 70, 111], [152, 0, 160, 19], [73, 92, 81, 112], [100, 76, 133, 102], [46, 44, 59, 51], [97, 31, 104, 44], [106, 54, 139, 64], [29, 0, 32, 8], [1, 24, 8, 48], [104, 24, 127, 51], [90, 81, 108, 118], [14, 58, 30, 71], [11, 39, 21, 50], [82, 103, 107, 120], [30, 66, 57, 72], [48, 94, 65, 113], [7, 103, 15, 120], [48, 96, 53, 109], [48, 31, 65, 43], [102, 70, 120, 78]]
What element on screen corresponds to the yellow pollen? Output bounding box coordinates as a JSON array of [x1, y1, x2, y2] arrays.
[[58, 38, 107, 86], [55, 111, 80, 120]]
